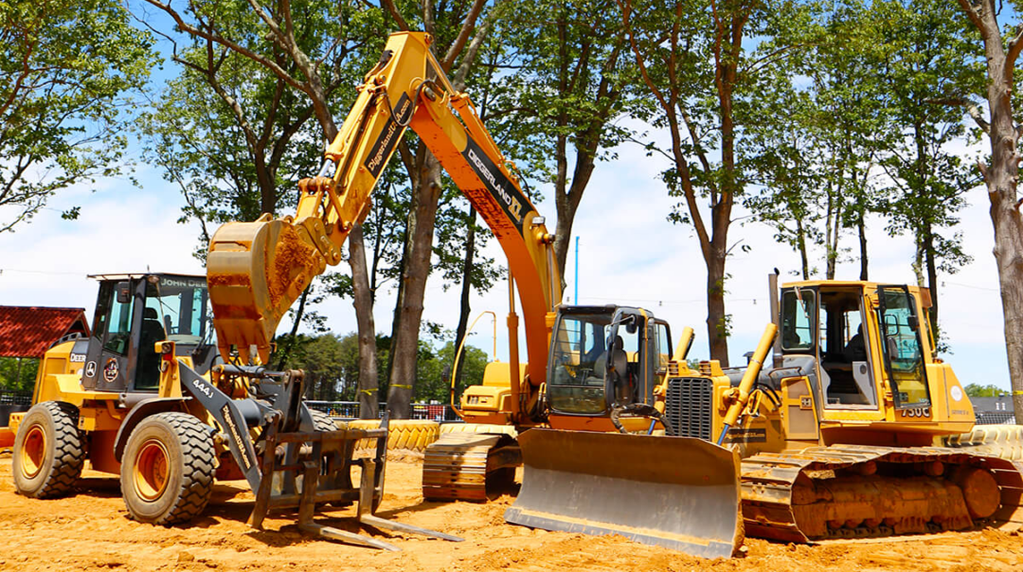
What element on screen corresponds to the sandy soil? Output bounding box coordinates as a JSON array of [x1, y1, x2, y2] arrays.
[[0, 451, 1021, 572]]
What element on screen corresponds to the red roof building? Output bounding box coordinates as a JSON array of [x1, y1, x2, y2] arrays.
[[0, 306, 91, 358]]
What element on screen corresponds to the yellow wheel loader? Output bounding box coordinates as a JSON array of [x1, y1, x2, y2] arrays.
[[506, 277, 1023, 554], [8, 272, 459, 550]]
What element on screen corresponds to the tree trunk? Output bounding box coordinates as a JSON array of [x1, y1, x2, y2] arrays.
[[349, 226, 380, 419], [923, 225, 940, 338], [452, 207, 478, 392], [386, 153, 443, 418], [957, 0, 1023, 422], [706, 252, 728, 366], [273, 287, 310, 370], [858, 213, 868, 280], [796, 217, 809, 280], [986, 84, 1023, 422]]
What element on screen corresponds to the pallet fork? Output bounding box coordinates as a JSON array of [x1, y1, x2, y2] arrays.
[[170, 360, 461, 550]]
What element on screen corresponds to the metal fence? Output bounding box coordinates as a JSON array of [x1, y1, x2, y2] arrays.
[[0, 390, 32, 407], [305, 400, 462, 422], [975, 411, 1016, 425]]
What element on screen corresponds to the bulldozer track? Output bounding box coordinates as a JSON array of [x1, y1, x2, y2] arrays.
[[423, 430, 519, 501], [741, 444, 1023, 543], [945, 425, 1023, 461]]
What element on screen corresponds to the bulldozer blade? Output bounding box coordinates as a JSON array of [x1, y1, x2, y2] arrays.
[[504, 429, 742, 559]]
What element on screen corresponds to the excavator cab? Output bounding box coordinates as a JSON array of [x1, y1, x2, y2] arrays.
[[545, 305, 673, 432]]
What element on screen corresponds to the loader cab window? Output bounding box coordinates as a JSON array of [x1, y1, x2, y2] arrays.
[[781, 289, 816, 352], [877, 287, 930, 409], [136, 276, 211, 391], [95, 282, 135, 356], [145, 276, 210, 346], [818, 290, 877, 408]]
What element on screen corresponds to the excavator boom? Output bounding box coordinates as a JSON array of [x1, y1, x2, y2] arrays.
[[206, 32, 560, 395], [204, 30, 748, 558]]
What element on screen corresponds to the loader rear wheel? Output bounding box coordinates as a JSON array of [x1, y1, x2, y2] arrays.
[[120, 412, 215, 525], [12, 401, 84, 498]]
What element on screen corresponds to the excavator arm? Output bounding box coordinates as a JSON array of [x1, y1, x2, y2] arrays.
[[207, 32, 561, 395]]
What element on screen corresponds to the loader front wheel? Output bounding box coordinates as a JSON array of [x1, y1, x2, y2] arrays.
[[12, 401, 84, 498], [120, 412, 215, 525]]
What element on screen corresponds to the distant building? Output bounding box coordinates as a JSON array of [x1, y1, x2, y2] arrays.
[[0, 306, 90, 358], [969, 395, 1016, 425]]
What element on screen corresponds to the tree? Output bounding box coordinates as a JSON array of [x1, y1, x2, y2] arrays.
[[873, 0, 981, 336], [745, 1, 886, 282], [380, 0, 495, 418], [501, 0, 641, 277], [0, 357, 38, 392], [954, 0, 1023, 422], [964, 383, 1008, 398], [0, 0, 155, 232], [413, 340, 489, 404], [620, 0, 767, 365]]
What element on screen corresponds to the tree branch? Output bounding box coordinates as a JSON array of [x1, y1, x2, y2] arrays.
[[141, 0, 307, 95], [442, 0, 488, 71], [928, 97, 991, 134]]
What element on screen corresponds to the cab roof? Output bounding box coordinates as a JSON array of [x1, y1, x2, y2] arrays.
[[87, 272, 205, 282]]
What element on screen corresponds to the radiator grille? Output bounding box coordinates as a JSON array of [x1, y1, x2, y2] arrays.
[[665, 377, 713, 440]]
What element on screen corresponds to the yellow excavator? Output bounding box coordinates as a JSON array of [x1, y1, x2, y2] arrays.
[[201, 31, 744, 556]]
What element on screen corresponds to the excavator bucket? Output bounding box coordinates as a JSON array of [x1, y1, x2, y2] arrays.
[[206, 216, 330, 364], [505, 429, 742, 559]]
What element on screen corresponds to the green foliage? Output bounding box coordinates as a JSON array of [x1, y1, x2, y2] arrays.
[[0, 357, 38, 392], [963, 383, 1008, 398], [414, 340, 490, 404], [0, 0, 156, 232], [274, 330, 488, 405], [744, 0, 980, 295], [276, 331, 389, 401]]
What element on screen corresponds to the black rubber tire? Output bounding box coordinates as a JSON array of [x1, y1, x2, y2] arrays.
[[12, 401, 85, 498], [310, 408, 338, 432], [120, 412, 215, 525]]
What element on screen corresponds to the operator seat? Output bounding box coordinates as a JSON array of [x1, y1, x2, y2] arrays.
[[608, 335, 635, 405], [136, 307, 167, 391]]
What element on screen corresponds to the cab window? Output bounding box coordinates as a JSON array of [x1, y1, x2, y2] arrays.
[[878, 287, 930, 408], [96, 282, 134, 356], [781, 289, 815, 352]]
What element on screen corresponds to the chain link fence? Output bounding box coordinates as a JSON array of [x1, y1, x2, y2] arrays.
[[305, 401, 462, 422]]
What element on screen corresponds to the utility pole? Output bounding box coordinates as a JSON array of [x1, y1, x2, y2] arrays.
[[574, 236, 580, 304]]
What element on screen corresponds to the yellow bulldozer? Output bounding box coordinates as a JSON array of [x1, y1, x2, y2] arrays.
[[503, 276, 1023, 556]]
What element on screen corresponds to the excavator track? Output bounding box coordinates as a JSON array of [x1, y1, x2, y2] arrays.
[[741, 444, 1023, 543], [422, 431, 520, 501]]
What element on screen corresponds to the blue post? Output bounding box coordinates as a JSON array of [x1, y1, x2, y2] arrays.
[[574, 236, 579, 304]]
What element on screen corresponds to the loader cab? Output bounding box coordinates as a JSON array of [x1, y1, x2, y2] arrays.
[[82, 273, 216, 393], [546, 306, 671, 419], [779, 282, 933, 420]]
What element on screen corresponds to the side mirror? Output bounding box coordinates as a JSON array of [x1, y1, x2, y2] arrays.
[[116, 281, 132, 304]]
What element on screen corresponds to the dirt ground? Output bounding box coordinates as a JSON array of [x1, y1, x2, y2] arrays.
[[1, 452, 1021, 572]]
